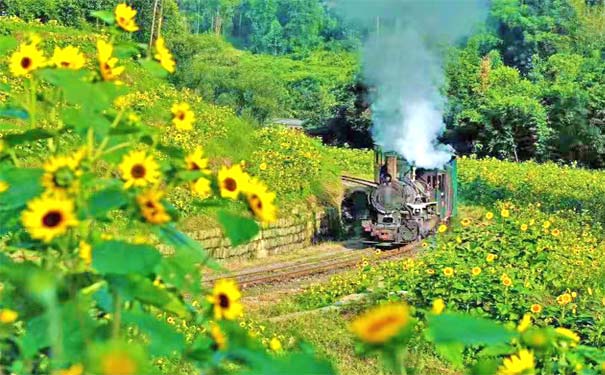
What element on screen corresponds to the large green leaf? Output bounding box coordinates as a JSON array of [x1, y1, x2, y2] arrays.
[[217, 210, 259, 247], [0, 167, 43, 210], [427, 313, 517, 346], [93, 241, 161, 275], [0, 107, 28, 119], [90, 10, 115, 24], [139, 59, 169, 78], [87, 186, 128, 218], [122, 311, 185, 357], [0, 36, 17, 55], [4, 129, 53, 146]]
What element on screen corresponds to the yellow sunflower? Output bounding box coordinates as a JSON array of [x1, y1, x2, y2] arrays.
[[217, 164, 249, 200], [486, 253, 497, 262], [51, 45, 85, 70], [191, 177, 212, 199], [210, 323, 227, 351], [551, 229, 561, 237], [0, 308, 18, 324], [259, 162, 267, 171], [245, 178, 277, 224], [520, 223, 528, 232], [498, 349, 535, 375], [115, 3, 139, 32], [443, 267, 454, 277], [502, 276, 513, 287], [517, 314, 532, 333], [500, 208, 510, 218], [118, 150, 161, 189], [542, 221, 551, 229], [171, 102, 195, 131], [530, 304, 542, 314], [185, 148, 210, 174], [485, 211, 494, 220], [460, 218, 471, 227], [471, 266, 482, 276], [154, 37, 175, 73], [269, 337, 282, 352], [555, 327, 580, 346], [207, 279, 243, 320], [22, 195, 78, 243], [42, 154, 82, 195], [97, 39, 124, 81], [431, 298, 445, 315], [350, 302, 411, 344], [79, 241, 92, 266], [136, 190, 171, 224], [437, 224, 447, 233], [9, 42, 46, 77]]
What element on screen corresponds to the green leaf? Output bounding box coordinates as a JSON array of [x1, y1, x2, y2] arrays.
[[434, 342, 464, 368], [139, 59, 168, 78], [62, 107, 112, 137], [122, 311, 185, 356], [0, 36, 18, 55], [217, 210, 259, 247], [93, 241, 161, 275], [0, 167, 43, 210], [91, 10, 115, 25], [87, 186, 128, 218], [0, 107, 28, 119], [4, 129, 53, 146], [427, 313, 517, 346]]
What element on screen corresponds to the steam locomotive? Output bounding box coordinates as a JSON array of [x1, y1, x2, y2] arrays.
[[341, 149, 457, 246]]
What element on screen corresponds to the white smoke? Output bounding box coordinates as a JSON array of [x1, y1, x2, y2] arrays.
[[334, 0, 488, 169]]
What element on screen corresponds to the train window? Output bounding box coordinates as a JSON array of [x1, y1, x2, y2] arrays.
[[438, 174, 444, 190]]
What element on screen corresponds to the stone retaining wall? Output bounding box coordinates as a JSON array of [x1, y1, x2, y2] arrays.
[[185, 207, 336, 259]]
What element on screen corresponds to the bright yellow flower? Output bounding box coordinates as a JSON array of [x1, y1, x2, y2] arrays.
[[185, 148, 210, 174], [0, 181, 8, 193], [22, 195, 78, 243], [517, 314, 532, 333], [259, 162, 268, 171], [99, 347, 139, 375], [79, 241, 92, 266], [269, 337, 282, 352], [118, 150, 161, 189], [54, 363, 84, 375], [486, 253, 497, 262], [542, 221, 551, 229], [431, 298, 445, 315], [171, 102, 195, 131], [0, 308, 18, 324], [557, 293, 572, 306], [350, 303, 410, 344], [207, 279, 243, 320], [210, 323, 227, 350], [217, 164, 249, 200], [471, 266, 482, 276], [42, 154, 82, 195], [443, 267, 454, 277], [154, 37, 175, 73], [485, 211, 494, 220], [245, 178, 277, 224], [9, 42, 46, 77], [192, 177, 212, 199], [500, 208, 510, 218], [437, 224, 447, 233], [520, 223, 528, 232], [530, 304, 542, 314], [51, 45, 85, 69], [97, 39, 124, 81], [498, 349, 535, 375], [551, 229, 560, 237], [115, 3, 139, 32], [502, 276, 513, 287], [136, 190, 171, 224], [460, 218, 471, 227], [555, 328, 580, 346]]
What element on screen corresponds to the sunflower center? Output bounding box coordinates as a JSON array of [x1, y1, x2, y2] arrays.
[[190, 162, 200, 171], [223, 178, 237, 192], [251, 195, 262, 210], [61, 61, 70, 67], [131, 164, 146, 179], [177, 111, 185, 121], [218, 293, 230, 308], [42, 210, 63, 228], [21, 57, 32, 69], [53, 166, 76, 188], [367, 315, 401, 335]]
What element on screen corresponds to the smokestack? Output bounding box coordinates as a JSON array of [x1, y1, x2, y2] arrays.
[[335, 0, 488, 169]]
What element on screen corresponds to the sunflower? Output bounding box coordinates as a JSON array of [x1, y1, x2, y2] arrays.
[[557, 293, 572, 305], [54, 363, 84, 375], [431, 298, 445, 315], [443, 267, 454, 277], [217, 164, 249, 200], [79, 241, 92, 266], [51, 45, 86, 70], [259, 162, 267, 171], [437, 224, 447, 233], [471, 266, 482, 276], [517, 314, 532, 333], [210, 323, 227, 351], [426, 268, 435, 275], [185, 148, 210, 174], [460, 218, 471, 227], [486, 253, 497, 262], [207, 279, 243, 320], [9, 42, 46, 77], [115, 3, 139, 32], [520, 223, 528, 232], [0, 308, 18, 324], [269, 337, 282, 352], [530, 304, 542, 314], [500, 208, 510, 218], [498, 349, 535, 375], [555, 328, 580, 346], [542, 221, 551, 229], [171, 103, 195, 131], [191, 177, 212, 199], [485, 211, 494, 220], [350, 302, 411, 344], [97, 39, 124, 81], [154, 37, 175, 73], [551, 229, 561, 237], [245, 178, 277, 224], [42, 154, 82, 195], [502, 276, 513, 287], [22, 195, 78, 243], [136, 190, 171, 224], [118, 150, 161, 189]]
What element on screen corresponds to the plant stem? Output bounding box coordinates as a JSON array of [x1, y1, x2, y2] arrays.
[[29, 76, 36, 128], [112, 291, 122, 338]]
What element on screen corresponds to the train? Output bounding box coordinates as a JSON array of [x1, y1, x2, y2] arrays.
[[341, 149, 457, 246]]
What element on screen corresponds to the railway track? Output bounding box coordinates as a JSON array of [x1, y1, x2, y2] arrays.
[[204, 241, 419, 289]]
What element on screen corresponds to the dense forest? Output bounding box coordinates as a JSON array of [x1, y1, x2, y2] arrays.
[[4, 0, 605, 166]]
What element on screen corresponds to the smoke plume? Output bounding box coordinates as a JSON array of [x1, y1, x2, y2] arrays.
[[334, 0, 488, 168]]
